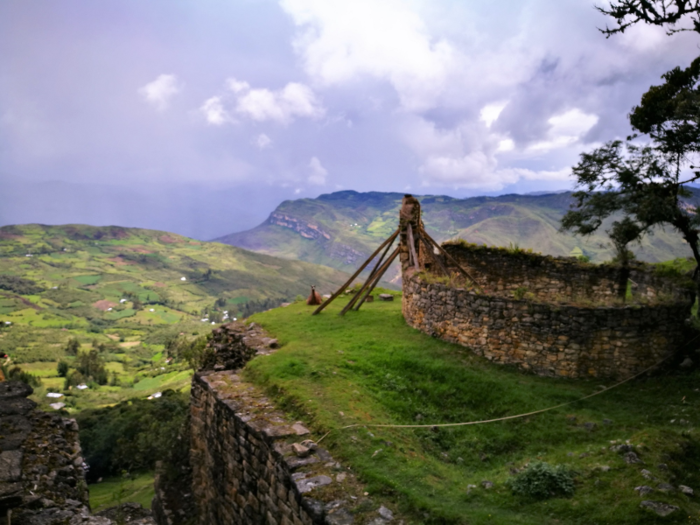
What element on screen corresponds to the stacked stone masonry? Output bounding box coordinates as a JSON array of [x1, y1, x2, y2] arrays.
[[177, 321, 396, 525], [402, 243, 695, 379], [0, 381, 154, 525], [442, 243, 691, 305]]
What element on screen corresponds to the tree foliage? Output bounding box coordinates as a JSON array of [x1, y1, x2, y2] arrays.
[[75, 349, 109, 385], [76, 390, 189, 481], [65, 337, 80, 356], [562, 55, 700, 275], [598, 0, 700, 35], [562, 140, 700, 270]]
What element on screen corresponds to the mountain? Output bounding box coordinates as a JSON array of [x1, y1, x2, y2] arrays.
[[215, 190, 698, 281]]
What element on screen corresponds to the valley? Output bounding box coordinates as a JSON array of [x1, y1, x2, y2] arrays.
[[0, 223, 351, 414]]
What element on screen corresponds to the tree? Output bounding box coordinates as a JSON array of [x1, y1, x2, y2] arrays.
[[630, 56, 700, 159], [76, 349, 109, 385], [57, 360, 69, 378], [561, 139, 700, 276], [65, 337, 80, 356], [597, 0, 700, 36], [562, 54, 700, 278]]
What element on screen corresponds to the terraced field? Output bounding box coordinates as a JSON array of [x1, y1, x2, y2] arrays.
[[0, 223, 350, 412]]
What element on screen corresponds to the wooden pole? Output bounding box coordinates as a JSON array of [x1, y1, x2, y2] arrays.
[[340, 233, 396, 315], [419, 228, 481, 289], [354, 248, 400, 311], [417, 231, 448, 277], [406, 223, 420, 271], [312, 228, 399, 315]]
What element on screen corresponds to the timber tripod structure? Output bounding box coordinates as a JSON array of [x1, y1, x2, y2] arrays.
[[312, 194, 479, 315]]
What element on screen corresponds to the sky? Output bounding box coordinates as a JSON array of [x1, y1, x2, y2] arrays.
[[1, 0, 699, 239]]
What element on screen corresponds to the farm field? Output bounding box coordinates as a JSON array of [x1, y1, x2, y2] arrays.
[[0, 223, 350, 412]]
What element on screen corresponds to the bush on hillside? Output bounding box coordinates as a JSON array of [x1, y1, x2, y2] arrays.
[[508, 462, 576, 500], [0, 275, 44, 295], [0, 365, 42, 387], [76, 390, 189, 481]]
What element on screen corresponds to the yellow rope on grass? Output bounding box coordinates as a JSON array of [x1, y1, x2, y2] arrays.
[[316, 334, 700, 444]]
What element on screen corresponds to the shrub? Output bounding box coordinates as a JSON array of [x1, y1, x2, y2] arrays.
[[57, 360, 69, 377], [1, 365, 42, 387], [513, 287, 528, 300], [508, 462, 576, 500]]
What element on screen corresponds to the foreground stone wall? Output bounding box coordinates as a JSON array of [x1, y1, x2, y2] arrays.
[[0, 381, 91, 525], [442, 243, 691, 305], [178, 321, 395, 525], [402, 276, 691, 378], [1, 382, 155, 525]]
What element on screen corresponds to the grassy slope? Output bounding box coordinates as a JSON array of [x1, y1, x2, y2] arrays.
[[89, 472, 155, 512], [216, 190, 697, 282], [246, 294, 700, 524], [0, 224, 351, 412]]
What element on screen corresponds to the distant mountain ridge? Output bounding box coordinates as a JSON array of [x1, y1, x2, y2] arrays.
[[215, 189, 699, 281]]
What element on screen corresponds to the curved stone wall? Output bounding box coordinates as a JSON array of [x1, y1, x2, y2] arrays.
[[402, 244, 695, 379], [442, 243, 691, 305]]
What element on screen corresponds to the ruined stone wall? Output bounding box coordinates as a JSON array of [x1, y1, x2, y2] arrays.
[[175, 322, 386, 525], [0, 381, 92, 525], [442, 243, 691, 305], [402, 276, 691, 378]]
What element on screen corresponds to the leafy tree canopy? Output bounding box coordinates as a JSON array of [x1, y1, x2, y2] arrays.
[[630, 56, 700, 156], [561, 140, 700, 271]]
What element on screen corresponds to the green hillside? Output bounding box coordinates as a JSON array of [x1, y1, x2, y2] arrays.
[[216, 190, 698, 282], [0, 223, 351, 412]]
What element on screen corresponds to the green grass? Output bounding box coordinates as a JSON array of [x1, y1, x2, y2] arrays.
[[88, 471, 155, 512], [246, 293, 700, 524]]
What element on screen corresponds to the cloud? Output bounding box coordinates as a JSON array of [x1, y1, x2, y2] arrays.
[[256, 133, 272, 149], [200, 96, 230, 125], [233, 79, 325, 124], [200, 78, 325, 126], [308, 156, 327, 185], [528, 108, 598, 152], [279, 0, 455, 111], [404, 112, 577, 191], [138, 74, 180, 111], [480, 102, 508, 128]]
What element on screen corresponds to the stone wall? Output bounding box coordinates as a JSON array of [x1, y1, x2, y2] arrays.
[[165, 321, 395, 525], [1, 381, 155, 525], [402, 243, 695, 379], [442, 243, 692, 305]]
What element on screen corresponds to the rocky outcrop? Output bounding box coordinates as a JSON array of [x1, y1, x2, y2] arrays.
[[269, 213, 331, 241], [329, 244, 366, 266]]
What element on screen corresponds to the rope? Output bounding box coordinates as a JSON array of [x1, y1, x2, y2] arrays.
[[316, 332, 700, 444]]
